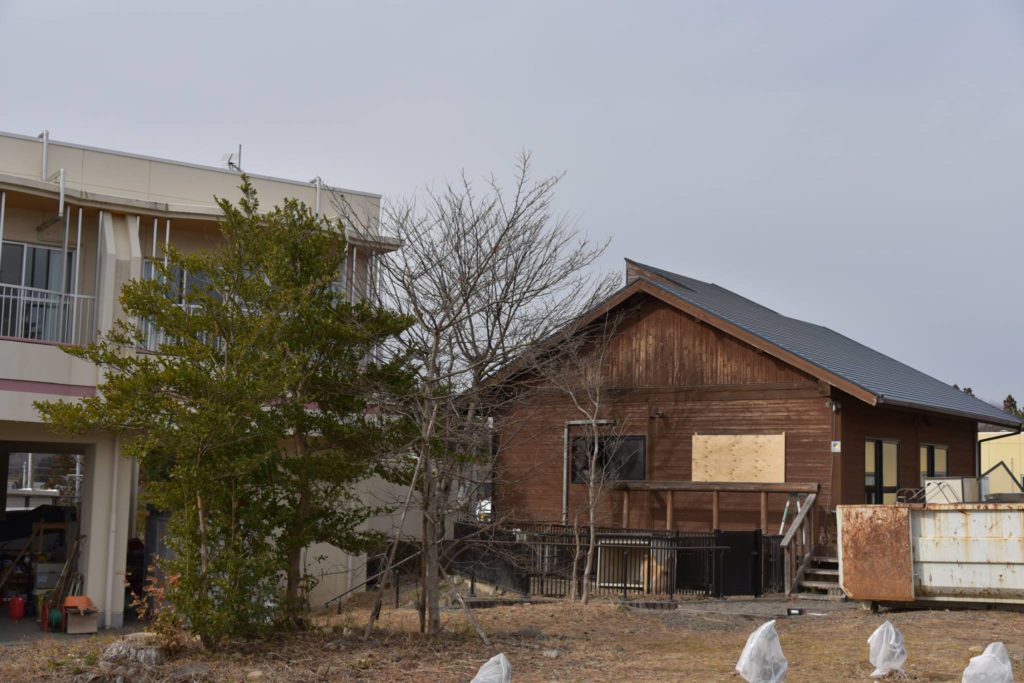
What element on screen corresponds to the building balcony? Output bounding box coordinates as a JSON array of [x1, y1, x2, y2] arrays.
[[0, 283, 96, 346]]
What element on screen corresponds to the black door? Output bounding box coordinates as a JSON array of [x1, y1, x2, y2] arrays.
[[714, 529, 763, 597]]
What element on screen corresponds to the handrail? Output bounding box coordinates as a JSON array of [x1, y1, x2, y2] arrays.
[[981, 460, 1024, 494], [780, 492, 815, 547], [781, 492, 816, 595]]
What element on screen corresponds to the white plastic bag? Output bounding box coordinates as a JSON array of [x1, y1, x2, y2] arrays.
[[471, 653, 512, 683], [735, 620, 788, 682], [962, 642, 1014, 683], [868, 621, 908, 678]]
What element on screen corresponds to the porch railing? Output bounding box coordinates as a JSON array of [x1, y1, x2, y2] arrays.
[[781, 491, 816, 595], [452, 520, 784, 599], [139, 303, 210, 352], [0, 284, 96, 346]]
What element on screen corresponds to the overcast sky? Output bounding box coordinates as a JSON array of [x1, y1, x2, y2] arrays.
[[2, 2, 1022, 403]]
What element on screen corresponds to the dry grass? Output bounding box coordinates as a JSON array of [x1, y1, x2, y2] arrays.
[[2, 597, 1024, 681]]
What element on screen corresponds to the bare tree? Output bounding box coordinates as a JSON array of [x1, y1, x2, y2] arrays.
[[337, 153, 616, 637], [537, 311, 631, 603]]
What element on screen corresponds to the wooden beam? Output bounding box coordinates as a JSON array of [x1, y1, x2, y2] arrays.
[[760, 491, 768, 531], [666, 490, 674, 531], [613, 481, 818, 494], [712, 491, 720, 530]]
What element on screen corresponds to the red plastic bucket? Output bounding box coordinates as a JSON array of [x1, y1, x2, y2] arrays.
[[7, 596, 25, 620]]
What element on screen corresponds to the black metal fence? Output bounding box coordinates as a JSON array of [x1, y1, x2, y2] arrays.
[[453, 521, 785, 599], [761, 533, 785, 594]]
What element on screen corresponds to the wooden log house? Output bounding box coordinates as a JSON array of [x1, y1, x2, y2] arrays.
[[493, 260, 1021, 541]]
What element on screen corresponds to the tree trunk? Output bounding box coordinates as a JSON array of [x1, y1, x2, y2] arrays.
[[285, 433, 311, 622], [582, 436, 600, 604], [423, 482, 442, 637], [569, 515, 581, 602]]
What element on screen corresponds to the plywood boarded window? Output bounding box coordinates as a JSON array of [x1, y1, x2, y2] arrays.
[[691, 433, 785, 483]]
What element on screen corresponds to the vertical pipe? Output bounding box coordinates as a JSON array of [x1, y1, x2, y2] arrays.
[[151, 218, 157, 260], [711, 491, 720, 531], [71, 208, 82, 343], [57, 211, 70, 342], [93, 211, 103, 340], [0, 191, 6, 268], [163, 219, 170, 268], [41, 131, 49, 179], [315, 177, 322, 216], [59, 169, 65, 217], [351, 247, 359, 300], [562, 423, 570, 524], [760, 491, 768, 532]]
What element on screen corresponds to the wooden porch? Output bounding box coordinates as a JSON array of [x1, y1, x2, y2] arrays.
[[612, 481, 827, 596]]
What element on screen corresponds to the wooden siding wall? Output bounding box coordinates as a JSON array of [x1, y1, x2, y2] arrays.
[[495, 391, 834, 531], [495, 297, 835, 531], [836, 393, 978, 505], [495, 294, 981, 531], [605, 297, 811, 387]]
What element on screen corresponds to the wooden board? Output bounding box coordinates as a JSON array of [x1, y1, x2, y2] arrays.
[[691, 433, 785, 483]]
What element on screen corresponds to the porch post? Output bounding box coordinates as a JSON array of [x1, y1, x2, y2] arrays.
[[665, 490, 674, 531], [712, 490, 720, 530]]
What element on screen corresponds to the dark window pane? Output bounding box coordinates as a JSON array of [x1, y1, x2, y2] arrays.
[[29, 247, 48, 289], [0, 243, 24, 285], [571, 434, 645, 483]]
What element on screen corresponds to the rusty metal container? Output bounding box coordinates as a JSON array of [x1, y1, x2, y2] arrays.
[[837, 503, 1024, 604]]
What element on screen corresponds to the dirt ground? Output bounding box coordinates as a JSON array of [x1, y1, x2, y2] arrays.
[[2, 596, 1024, 681]]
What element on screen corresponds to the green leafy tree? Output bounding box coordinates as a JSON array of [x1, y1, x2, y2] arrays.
[[37, 178, 413, 641], [1004, 394, 1021, 417]]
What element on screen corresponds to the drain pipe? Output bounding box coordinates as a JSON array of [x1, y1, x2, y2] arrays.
[[39, 130, 49, 179]]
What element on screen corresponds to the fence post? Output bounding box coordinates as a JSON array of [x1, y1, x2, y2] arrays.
[[669, 538, 676, 601], [622, 547, 628, 601]]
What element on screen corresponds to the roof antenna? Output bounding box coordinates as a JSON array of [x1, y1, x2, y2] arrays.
[[221, 144, 242, 171]]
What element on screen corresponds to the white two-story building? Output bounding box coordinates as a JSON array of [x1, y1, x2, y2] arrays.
[[0, 130, 409, 627]]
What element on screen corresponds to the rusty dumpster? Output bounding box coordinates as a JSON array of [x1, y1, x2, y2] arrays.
[[837, 503, 1024, 604]]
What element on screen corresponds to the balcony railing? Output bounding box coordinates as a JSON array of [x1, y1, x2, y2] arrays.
[[0, 284, 96, 346], [139, 304, 216, 352]]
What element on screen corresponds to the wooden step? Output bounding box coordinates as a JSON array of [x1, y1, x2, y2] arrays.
[[793, 591, 846, 602], [798, 580, 840, 590], [812, 555, 838, 564], [805, 568, 839, 576]]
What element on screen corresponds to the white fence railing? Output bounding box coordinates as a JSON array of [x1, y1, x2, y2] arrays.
[[139, 304, 211, 352], [0, 284, 96, 346]]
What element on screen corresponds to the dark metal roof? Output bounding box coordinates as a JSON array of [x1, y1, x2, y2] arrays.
[[629, 260, 1022, 429]]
